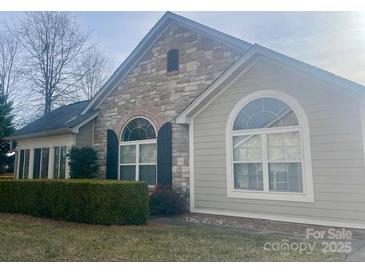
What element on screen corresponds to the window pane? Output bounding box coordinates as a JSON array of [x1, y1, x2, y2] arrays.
[[139, 165, 156, 185], [23, 149, 30, 179], [139, 143, 157, 163], [234, 163, 263, 190], [268, 132, 301, 161], [233, 135, 261, 162], [41, 148, 49, 179], [120, 145, 136, 164], [33, 148, 41, 179], [54, 147, 60, 179], [129, 128, 148, 141], [120, 165, 136, 181], [59, 146, 67, 179], [269, 163, 303, 192], [233, 98, 298, 130], [18, 150, 25, 179], [271, 110, 298, 128]]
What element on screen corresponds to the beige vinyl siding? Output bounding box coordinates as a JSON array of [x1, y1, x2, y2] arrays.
[[75, 120, 94, 147], [192, 58, 365, 226]]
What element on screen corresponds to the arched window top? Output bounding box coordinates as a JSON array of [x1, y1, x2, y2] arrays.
[[121, 117, 156, 141], [226, 90, 314, 203], [167, 49, 179, 72], [233, 97, 299, 131]]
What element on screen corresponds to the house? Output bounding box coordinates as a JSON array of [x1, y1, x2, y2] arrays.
[[10, 12, 365, 229]]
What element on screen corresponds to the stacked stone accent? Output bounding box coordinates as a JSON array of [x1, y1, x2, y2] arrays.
[[93, 22, 244, 199]]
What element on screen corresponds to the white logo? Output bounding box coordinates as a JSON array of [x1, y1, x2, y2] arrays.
[[263, 228, 352, 254]]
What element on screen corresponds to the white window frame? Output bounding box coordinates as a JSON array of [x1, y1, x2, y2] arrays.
[[35, 147, 50, 179], [54, 146, 67, 179], [18, 149, 30, 179], [33, 148, 42, 179], [226, 89, 314, 202], [118, 117, 158, 184]]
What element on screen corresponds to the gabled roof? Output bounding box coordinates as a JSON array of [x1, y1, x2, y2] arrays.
[[176, 44, 365, 124], [80, 11, 252, 115], [11, 100, 98, 139]]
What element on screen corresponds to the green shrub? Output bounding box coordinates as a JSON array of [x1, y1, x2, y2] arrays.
[[68, 146, 98, 179], [149, 186, 186, 215], [0, 179, 149, 225]]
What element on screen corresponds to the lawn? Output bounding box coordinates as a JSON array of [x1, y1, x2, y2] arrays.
[[0, 213, 345, 261]]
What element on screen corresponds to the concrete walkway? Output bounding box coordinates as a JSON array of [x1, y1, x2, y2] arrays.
[[150, 213, 365, 261]]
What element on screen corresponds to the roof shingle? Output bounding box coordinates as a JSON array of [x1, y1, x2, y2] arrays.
[[12, 100, 91, 137]]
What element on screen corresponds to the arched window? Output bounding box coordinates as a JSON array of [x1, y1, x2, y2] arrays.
[[120, 117, 157, 185], [167, 49, 179, 73], [226, 90, 313, 202]]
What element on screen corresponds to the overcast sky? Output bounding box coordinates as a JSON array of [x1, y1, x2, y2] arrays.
[[2, 11, 365, 85]]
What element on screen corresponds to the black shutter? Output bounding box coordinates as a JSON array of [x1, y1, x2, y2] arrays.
[[106, 129, 119, 179], [157, 122, 172, 186], [33, 148, 41, 179]]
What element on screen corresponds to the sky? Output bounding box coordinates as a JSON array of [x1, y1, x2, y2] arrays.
[[73, 11, 365, 85], [1, 11, 365, 84]]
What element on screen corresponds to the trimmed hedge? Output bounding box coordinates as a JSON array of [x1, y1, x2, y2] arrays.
[[0, 175, 13, 180], [0, 179, 149, 225]]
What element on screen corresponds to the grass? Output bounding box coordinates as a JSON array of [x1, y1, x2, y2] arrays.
[[0, 213, 345, 261]]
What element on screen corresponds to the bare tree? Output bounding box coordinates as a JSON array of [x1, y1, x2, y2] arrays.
[[77, 48, 108, 100], [17, 12, 89, 114], [0, 28, 21, 103]]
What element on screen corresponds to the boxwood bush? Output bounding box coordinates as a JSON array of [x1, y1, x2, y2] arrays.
[[149, 186, 186, 215], [0, 179, 149, 225]]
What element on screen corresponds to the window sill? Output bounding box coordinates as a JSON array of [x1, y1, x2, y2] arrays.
[[227, 189, 314, 203]]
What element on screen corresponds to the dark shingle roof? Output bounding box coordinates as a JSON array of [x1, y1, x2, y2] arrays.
[[12, 100, 94, 138]]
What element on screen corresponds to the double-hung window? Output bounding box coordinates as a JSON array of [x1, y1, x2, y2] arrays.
[[227, 91, 314, 202]]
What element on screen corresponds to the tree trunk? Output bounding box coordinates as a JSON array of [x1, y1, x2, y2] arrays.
[[44, 96, 52, 115]]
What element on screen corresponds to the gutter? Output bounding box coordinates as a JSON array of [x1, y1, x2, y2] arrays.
[[8, 111, 99, 141], [7, 128, 75, 140]]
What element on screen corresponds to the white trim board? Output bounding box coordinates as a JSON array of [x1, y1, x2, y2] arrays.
[[191, 208, 365, 230], [189, 119, 195, 210]]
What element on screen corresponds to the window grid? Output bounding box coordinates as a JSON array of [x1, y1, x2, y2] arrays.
[[119, 140, 157, 184], [232, 127, 303, 194]]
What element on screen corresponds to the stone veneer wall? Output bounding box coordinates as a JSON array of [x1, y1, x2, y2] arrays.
[[93, 22, 244, 196]]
